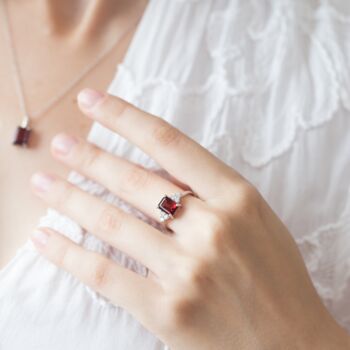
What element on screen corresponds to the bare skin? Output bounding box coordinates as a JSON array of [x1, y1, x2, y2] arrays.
[[0, 0, 148, 269]]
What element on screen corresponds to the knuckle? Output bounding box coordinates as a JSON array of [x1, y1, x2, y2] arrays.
[[231, 182, 261, 216], [177, 257, 210, 289], [55, 242, 70, 268], [56, 182, 75, 211], [152, 120, 182, 147], [89, 259, 111, 289], [203, 211, 229, 250], [161, 294, 198, 331], [95, 206, 123, 234], [103, 96, 129, 124], [205, 211, 227, 235], [120, 165, 151, 193], [79, 146, 100, 171], [158, 257, 209, 332]]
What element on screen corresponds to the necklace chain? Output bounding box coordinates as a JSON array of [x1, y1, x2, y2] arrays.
[[0, 0, 141, 125]]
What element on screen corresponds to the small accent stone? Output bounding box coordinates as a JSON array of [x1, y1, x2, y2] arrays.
[[171, 193, 181, 203], [13, 126, 31, 146], [158, 195, 178, 216]]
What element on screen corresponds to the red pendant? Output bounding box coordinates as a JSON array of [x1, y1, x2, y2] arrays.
[[158, 196, 178, 216], [13, 126, 31, 147]]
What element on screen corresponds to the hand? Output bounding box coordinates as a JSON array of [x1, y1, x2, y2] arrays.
[[29, 89, 350, 350]]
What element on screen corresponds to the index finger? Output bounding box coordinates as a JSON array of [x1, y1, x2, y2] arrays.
[[77, 89, 235, 200]]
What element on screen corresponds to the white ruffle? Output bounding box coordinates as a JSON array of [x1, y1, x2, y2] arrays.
[[296, 188, 350, 330]]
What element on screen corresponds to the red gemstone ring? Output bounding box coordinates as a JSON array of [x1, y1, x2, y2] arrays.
[[157, 190, 195, 223]]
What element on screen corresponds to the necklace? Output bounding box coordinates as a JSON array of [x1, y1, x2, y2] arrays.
[[0, 0, 142, 147]]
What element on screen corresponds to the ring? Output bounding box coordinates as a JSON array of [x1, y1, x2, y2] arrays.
[[157, 190, 194, 223]]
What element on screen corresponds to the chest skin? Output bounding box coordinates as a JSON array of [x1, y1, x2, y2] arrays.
[[0, 3, 140, 270]]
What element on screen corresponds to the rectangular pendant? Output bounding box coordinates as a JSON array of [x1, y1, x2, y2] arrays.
[[13, 126, 31, 147]]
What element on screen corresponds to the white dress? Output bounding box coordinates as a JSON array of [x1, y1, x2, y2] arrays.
[[1, 0, 350, 349]]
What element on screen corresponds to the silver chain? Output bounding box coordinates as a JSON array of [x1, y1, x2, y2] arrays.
[[0, 0, 141, 125]]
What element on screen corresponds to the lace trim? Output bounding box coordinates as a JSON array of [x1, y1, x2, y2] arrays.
[[116, 64, 253, 99], [206, 6, 348, 167], [295, 188, 350, 310], [317, 2, 350, 23], [117, 62, 348, 171], [116, 23, 349, 169], [116, 0, 350, 169]]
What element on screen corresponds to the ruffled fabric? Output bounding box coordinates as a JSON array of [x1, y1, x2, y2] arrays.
[[0, 0, 349, 348], [296, 188, 350, 330]]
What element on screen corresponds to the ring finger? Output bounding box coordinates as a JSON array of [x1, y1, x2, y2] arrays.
[[50, 132, 205, 233]]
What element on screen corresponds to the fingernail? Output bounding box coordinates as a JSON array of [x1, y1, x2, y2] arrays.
[[31, 229, 50, 248], [31, 172, 55, 192], [52, 133, 78, 155], [77, 88, 105, 110]]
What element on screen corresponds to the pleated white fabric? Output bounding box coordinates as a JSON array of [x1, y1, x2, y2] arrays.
[[1, 0, 350, 348]]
